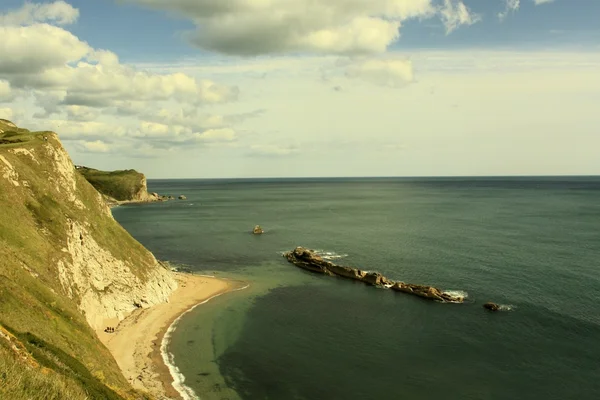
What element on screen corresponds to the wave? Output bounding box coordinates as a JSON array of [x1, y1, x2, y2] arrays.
[[161, 283, 250, 400], [313, 249, 349, 260], [277, 249, 349, 260], [441, 290, 469, 303]]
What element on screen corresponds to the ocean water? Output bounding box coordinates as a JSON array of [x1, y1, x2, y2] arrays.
[[112, 177, 600, 400]]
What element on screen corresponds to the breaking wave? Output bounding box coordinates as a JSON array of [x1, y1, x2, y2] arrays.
[[161, 283, 250, 400]]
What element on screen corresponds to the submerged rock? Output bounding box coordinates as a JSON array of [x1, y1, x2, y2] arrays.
[[253, 225, 264, 234], [483, 302, 501, 312], [178, 195, 187, 200], [284, 247, 464, 303]]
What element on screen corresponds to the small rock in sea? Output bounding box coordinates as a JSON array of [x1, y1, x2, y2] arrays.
[[483, 302, 501, 312], [178, 195, 187, 200], [253, 225, 264, 234]]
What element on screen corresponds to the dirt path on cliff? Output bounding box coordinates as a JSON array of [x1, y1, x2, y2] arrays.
[[96, 273, 233, 400]]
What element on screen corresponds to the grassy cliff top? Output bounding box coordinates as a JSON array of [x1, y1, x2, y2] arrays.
[[76, 166, 147, 201]]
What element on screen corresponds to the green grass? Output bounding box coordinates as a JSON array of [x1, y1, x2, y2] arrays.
[[77, 167, 146, 201], [0, 343, 90, 400], [0, 121, 159, 399]]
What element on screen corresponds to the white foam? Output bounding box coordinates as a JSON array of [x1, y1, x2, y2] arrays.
[[313, 249, 349, 260], [442, 290, 469, 299], [441, 290, 469, 303], [499, 304, 514, 311], [161, 283, 250, 400]]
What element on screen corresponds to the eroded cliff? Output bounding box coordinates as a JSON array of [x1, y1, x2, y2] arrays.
[[0, 119, 177, 399]]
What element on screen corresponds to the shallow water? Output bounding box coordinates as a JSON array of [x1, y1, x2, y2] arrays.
[[113, 177, 600, 400]]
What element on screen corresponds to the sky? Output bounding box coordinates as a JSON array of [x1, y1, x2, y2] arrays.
[[1, 0, 599, 178]]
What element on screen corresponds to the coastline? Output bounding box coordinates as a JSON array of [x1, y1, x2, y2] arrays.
[[96, 272, 243, 400]]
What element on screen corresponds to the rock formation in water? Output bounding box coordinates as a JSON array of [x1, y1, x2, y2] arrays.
[[178, 195, 187, 200], [0, 119, 177, 398], [284, 247, 464, 303], [483, 302, 500, 311], [253, 225, 264, 234]]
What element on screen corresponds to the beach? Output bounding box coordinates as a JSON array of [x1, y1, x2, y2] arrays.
[[96, 272, 236, 400]]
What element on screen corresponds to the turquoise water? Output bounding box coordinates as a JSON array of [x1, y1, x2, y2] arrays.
[[113, 177, 600, 400]]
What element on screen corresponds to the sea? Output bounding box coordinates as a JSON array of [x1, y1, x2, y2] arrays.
[[112, 177, 600, 400]]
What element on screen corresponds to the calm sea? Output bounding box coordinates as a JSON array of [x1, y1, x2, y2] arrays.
[[112, 177, 600, 400]]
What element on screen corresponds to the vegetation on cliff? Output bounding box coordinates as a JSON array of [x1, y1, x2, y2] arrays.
[[0, 119, 174, 399], [76, 166, 149, 202]]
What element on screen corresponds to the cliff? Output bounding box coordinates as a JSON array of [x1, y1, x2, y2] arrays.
[[76, 166, 159, 203], [0, 119, 177, 399]]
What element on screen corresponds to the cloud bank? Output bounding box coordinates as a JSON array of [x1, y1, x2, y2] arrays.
[[127, 0, 479, 55]]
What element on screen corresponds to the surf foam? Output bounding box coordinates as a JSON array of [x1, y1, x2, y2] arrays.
[[161, 283, 250, 400]]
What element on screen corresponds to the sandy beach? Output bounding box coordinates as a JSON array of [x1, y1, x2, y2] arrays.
[[96, 273, 236, 400]]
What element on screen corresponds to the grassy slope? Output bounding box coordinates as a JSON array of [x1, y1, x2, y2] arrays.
[[0, 121, 154, 399], [77, 166, 147, 201]]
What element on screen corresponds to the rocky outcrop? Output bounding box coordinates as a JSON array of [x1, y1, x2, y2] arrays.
[[284, 247, 464, 303], [483, 302, 500, 311], [58, 219, 177, 329], [178, 195, 187, 200], [253, 225, 264, 234], [76, 165, 171, 204]]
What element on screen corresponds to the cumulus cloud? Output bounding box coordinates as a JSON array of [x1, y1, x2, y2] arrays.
[[0, 3, 238, 109], [0, 1, 79, 26], [0, 24, 90, 75], [65, 105, 100, 122], [41, 119, 130, 141], [127, 0, 478, 55], [498, 0, 520, 21], [132, 120, 238, 149], [344, 57, 414, 87], [78, 140, 110, 153], [0, 2, 242, 152]]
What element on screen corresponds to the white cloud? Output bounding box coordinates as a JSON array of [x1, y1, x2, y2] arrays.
[[0, 1, 79, 26], [65, 105, 100, 122], [41, 119, 130, 141], [499, 0, 520, 21], [344, 57, 414, 87], [533, 0, 554, 4], [194, 128, 237, 143], [127, 0, 477, 55], [79, 140, 110, 153], [0, 24, 91, 75], [0, 107, 14, 122], [440, 0, 480, 34], [0, 2, 241, 151]]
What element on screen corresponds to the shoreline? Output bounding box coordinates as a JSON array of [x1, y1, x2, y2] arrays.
[[96, 272, 245, 400]]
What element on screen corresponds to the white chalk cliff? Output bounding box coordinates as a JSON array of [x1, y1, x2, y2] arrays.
[[0, 129, 177, 330]]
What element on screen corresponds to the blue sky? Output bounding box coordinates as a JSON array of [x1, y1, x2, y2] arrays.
[[1, 1, 599, 178]]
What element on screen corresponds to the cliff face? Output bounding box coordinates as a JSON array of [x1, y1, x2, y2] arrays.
[[0, 120, 177, 399]]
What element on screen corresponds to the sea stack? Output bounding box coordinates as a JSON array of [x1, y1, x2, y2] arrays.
[[178, 195, 187, 200], [253, 225, 264, 234]]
